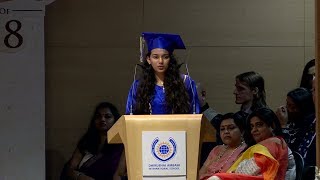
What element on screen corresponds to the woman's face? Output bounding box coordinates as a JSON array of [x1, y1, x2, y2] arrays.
[[220, 118, 242, 147], [233, 79, 255, 105], [250, 116, 273, 143], [308, 66, 315, 88], [286, 96, 299, 113], [286, 96, 300, 122], [95, 107, 115, 131], [147, 48, 170, 74], [308, 65, 315, 76]]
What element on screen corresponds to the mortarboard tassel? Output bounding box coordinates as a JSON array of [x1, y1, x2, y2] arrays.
[[139, 36, 145, 62]]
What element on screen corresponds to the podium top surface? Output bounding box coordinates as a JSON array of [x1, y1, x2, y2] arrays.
[[107, 114, 216, 144], [123, 114, 203, 120]]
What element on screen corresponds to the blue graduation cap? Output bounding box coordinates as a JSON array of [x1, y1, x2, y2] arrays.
[[140, 32, 186, 61]]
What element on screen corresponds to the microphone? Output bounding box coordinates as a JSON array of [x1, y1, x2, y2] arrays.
[[130, 64, 139, 115], [185, 63, 196, 114]]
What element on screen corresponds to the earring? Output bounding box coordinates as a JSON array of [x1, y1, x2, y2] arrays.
[[241, 135, 245, 143]]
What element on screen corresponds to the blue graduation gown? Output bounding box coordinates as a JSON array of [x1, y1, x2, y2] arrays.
[[125, 75, 200, 114]]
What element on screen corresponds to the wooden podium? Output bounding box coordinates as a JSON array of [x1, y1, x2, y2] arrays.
[[108, 114, 216, 180]]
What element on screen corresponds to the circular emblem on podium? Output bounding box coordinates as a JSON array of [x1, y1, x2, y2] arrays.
[[151, 137, 177, 162]]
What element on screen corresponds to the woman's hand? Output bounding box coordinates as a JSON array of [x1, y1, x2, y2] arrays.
[[78, 174, 95, 180], [207, 176, 221, 180], [196, 82, 207, 107], [113, 175, 122, 180], [276, 105, 288, 128]]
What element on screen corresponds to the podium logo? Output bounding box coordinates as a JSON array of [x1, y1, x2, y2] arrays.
[[151, 137, 177, 162]]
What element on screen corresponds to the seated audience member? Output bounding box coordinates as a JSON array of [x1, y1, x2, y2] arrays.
[[201, 71, 267, 143], [207, 108, 290, 180], [299, 59, 315, 91], [61, 102, 126, 180], [276, 87, 316, 167], [199, 111, 248, 180], [302, 75, 317, 180]]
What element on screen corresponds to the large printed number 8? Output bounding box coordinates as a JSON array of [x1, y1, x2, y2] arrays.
[[4, 20, 23, 48]]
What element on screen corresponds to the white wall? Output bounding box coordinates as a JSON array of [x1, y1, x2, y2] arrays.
[[0, 1, 47, 179]]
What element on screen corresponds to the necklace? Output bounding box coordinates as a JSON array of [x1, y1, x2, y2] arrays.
[[160, 83, 165, 93], [156, 81, 165, 93], [211, 142, 244, 173]]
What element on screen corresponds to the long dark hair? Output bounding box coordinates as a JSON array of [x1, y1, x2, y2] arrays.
[[236, 71, 267, 111], [77, 102, 121, 155], [244, 108, 283, 146], [287, 87, 315, 117], [133, 53, 190, 114], [300, 59, 315, 90]]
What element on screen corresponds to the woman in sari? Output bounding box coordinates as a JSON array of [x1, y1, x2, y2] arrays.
[[208, 108, 289, 180], [199, 111, 248, 180], [201, 71, 267, 128], [61, 102, 126, 180]]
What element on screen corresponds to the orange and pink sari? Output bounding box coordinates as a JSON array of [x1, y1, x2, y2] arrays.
[[209, 137, 288, 180]]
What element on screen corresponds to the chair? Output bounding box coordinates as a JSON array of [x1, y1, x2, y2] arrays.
[[292, 151, 304, 180]]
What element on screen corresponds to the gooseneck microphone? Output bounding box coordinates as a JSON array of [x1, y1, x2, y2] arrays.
[[130, 64, 139, 115], [185, 63, 196, 114]]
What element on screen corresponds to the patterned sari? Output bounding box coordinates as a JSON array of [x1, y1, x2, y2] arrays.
[[209, 137, 288, 180], [78, 144, 124, 180], [199, 144, 247, 180]]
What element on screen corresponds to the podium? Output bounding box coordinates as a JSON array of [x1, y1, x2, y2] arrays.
[[108, 114, 216, 180]]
